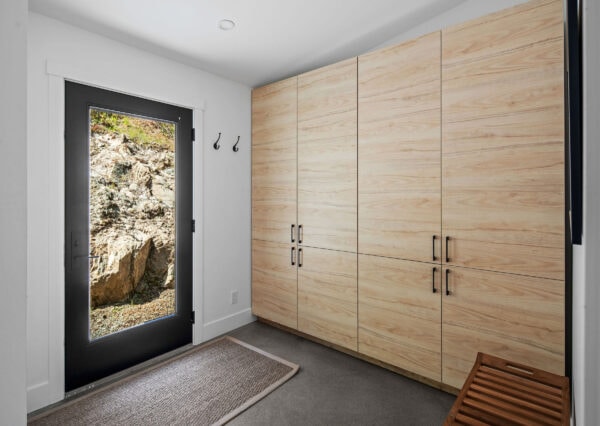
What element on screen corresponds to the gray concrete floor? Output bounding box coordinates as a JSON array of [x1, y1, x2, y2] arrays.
[[228, 321, 455, 426]]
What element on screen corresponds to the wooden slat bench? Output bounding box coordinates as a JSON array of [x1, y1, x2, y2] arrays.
[[444, 353, 570, 425]]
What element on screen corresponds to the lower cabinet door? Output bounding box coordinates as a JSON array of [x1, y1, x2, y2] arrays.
[[442, 266, 565, 389], [252, 239, 298, 329], [298, 247, 357, 351], [358, 255, 442, 381]]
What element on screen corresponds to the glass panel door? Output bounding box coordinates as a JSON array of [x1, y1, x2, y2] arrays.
[[65, 81, 193, 392]]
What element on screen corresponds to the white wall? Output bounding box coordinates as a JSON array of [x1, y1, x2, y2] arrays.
[[0, 0, 28, 425], [579, 1, 600, 424], [371, 0, 527, 51], [27, 12, 252, 412]]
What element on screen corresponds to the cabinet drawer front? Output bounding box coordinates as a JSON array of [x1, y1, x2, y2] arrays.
[[359, 255, 442, 381], [442, 266, 564, 389], [298, 247, 357, 351], [252, 240, 298, 329]]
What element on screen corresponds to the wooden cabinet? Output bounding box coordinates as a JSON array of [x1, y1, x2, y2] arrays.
[[251, 0, 566, 395], [442, 266, 564, 388], [440, 0, 565, 389], [441, 0, 565, 280], [298, 58, 357, 252], [252, 77, 297, 244], [358, 255, 441, 381], [252, 239, 297, 329], [359, 32, 441, 263], [298, 247, 357, 351]]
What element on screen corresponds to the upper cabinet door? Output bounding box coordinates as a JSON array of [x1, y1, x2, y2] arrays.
[[252, 77, 297, 244], [359, 32, 441, 262], [298, 58, 357, 252], [442, 0, 565, 280]]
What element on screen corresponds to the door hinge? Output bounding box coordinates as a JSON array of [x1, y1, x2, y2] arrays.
[[192, 219, 196, 233], [191, 310, 195, 324], [191, 128, 195, 142]]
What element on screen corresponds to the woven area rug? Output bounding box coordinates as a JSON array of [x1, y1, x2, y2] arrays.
[[29, 337, 299, 425]]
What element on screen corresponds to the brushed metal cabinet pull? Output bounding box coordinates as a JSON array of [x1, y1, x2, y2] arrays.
[[291, 224, 295, 243], [298, 225, 303, 244], [291, 247, 296, 266], [298, 248, 303, 267]]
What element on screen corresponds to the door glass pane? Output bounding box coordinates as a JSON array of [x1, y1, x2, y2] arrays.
[[88, 108, 176, 340]]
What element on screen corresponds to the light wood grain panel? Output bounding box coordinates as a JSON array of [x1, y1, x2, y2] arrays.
[[298, 57, 357, 123], [252, 239, 297, 329], [252, 78, 297, 243], [442, 266, 564, 389], [298, 59, 357, 252], [298, 247, 357, 351], [443, 38, 564, 124], [442, 0, 563, 67], [252, 77, 297, 143], [358, 255, 441, 381], [442, 0, 564, 279], [358, 32, 441, 261]]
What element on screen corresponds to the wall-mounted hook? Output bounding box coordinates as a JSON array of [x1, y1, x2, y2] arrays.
[[233, 136, 240, 152], [213, 132, 221, 150]]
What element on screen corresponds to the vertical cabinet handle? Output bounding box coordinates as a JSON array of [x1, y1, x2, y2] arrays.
[[432, 235, 437, 261], [298, 225, 303, 244], [445, 269, 451, 296], [291, 247, 296, 266], [432, 267, 437, 293], [298, 248, 303, 267], [291, 224, 295, 243], [445, 236, 450, 263]]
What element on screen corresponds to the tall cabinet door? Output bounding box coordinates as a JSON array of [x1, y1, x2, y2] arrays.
[[298, 58, 357, 252], [252, 78, 298, 328], [442, 266, 564, 389], [252, 77, 297, 244], [359, 255, 441, 381], [298, 247, 357, 351], [359, 32, 441, 262], [442, 0, 565, 280]]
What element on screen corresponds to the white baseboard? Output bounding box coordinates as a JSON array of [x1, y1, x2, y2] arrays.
[[27, 381, 62, 414], [202, 309, 255, 342]]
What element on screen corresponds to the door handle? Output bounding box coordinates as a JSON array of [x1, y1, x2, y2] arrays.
[[298, 225, 303, 244], [445, 236, 451, 263], [298, 248, 303, 267], [432, 235, 437, 261], [291, 247, 296, 266], [291, 224, 295, 243], [432, 267, 437, 293], [445, 269, 451, 296]]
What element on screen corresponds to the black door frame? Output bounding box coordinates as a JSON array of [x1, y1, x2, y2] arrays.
[[64, 81, 193, 391]]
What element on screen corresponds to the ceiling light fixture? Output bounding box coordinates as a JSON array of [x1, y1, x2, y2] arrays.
[[218, 19, 236, 31]]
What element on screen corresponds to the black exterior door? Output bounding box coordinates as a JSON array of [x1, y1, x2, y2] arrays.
[[65, 81, 193, 391]]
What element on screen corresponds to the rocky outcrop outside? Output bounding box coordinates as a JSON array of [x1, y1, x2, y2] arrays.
[[88, 111, 176, 339]]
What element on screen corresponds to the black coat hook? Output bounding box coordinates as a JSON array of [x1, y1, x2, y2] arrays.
[[213, 132, 221, 150], [233, 136, 240, 152]]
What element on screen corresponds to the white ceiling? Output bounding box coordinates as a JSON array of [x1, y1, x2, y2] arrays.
[[29, 0, 465, 87]]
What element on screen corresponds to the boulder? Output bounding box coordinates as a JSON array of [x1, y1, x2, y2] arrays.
[[90, 234, 152, 306]]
